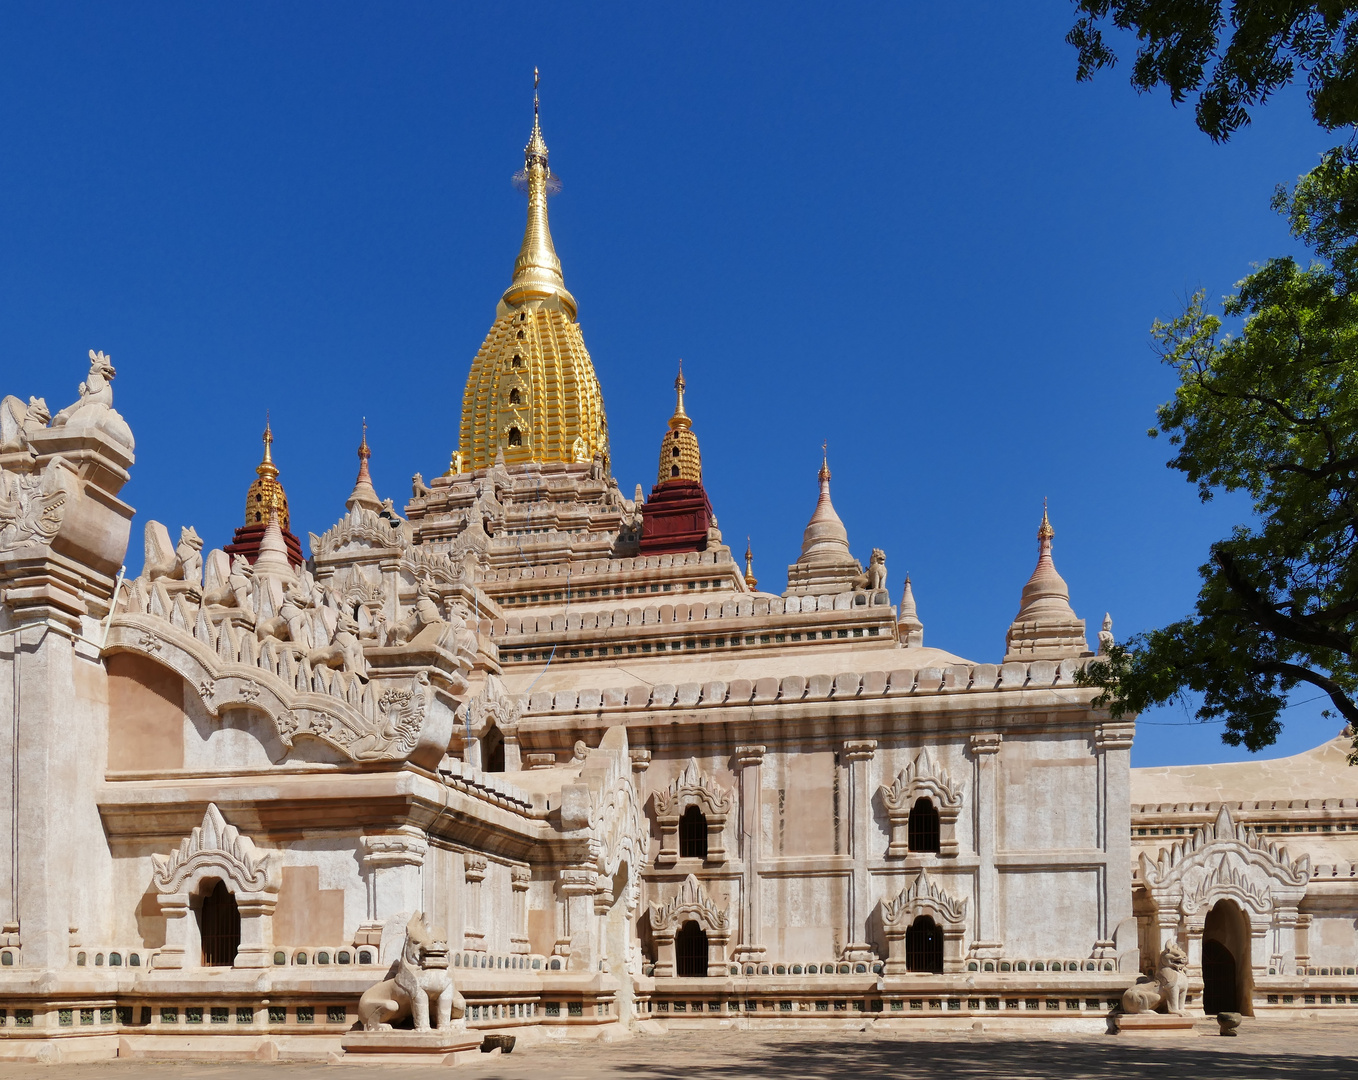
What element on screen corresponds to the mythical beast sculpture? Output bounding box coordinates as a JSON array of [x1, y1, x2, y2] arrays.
[[357, 912, 465, 1032], [1121, 941, 1189, 1016]]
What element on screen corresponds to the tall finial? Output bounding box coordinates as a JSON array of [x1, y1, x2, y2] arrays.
[[504, 67, 575, 315], [669, 360, 690, 430], [259, 414, 277, 476], [346, 418, 381, 513], [1038, 497, 1054, 542], [819, 441, 830, 482], [744, 536, 758, 591]]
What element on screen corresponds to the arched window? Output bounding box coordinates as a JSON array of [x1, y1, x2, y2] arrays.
[[675, 920, 708, 977], [672, 446, 681, 457], [482, 726, 505, 773], [507, 428, 522, 447], [509, 387, 521, 404], [905, 915, 943, 973], [678, 806, 708, 859], [200, 880, 240, 967], [512, 353, 522, 366], [908, 797, 940, 853], [671, 465, 680, 477]]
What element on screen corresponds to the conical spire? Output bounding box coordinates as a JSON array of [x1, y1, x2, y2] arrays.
[[253, 509, 293, 577], [1004, 501, 1089, 661], [346, 419, 382, 513], [744, 537, 758, 591], [502, 68, 577, 317], [898, 574, 924, 647], [1015, 500, 1076, 621], [799, 444, 851, 562]]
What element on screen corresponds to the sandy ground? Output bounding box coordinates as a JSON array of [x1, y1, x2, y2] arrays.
[[1, 1017, 1355, 1079]]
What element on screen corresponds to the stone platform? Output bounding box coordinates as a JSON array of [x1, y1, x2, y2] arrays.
[[336, 1029, 485, 1066], [1111, 1013, 1200, 1035]]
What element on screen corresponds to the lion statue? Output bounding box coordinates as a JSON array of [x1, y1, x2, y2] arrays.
[[358, 912, 464, 1032], [0, 395, 50, 453], [1121, 941, 1189, 1015], [853, 548, 888, 592]]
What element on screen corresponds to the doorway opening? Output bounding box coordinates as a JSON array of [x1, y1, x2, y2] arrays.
[[200, 880, 240, 967], [675, 920, 708, 977], [905, 915, 943, 973], [1202, 899, 1252, 1014]]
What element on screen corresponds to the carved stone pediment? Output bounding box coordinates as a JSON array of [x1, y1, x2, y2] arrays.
[[311, 505, 409, 557], [1141, 805, 1309, 918], [880, 747, 964, 857], [466, 674, 525, 735], [653, 758, 733, 818], [882, 868, 968, 929], [649, 873, 729, 935], [880, 747, 963, 813], [151, 803, 279, 897]]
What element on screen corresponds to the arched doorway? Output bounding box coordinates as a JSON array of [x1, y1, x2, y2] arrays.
[[1202, 899, 1252, 1015], [908, 798, 940, 853], [905, 915, 943, 973], [482, 726, 505, 773], [675, 920, 708, 977], [200, 880, 240, 967]]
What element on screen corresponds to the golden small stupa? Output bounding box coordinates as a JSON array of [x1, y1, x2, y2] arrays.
[[656, 362, 702, 486], [457, 70, 609, 472], [243, 419, 290, 531]]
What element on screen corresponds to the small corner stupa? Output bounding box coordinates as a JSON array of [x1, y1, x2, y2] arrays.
[[1003, 502, 1090, 661], [346, 421, 382, 513], [224, 419, 305, 567], [639, 363, 716, 554], [784, 447, 863, 596]]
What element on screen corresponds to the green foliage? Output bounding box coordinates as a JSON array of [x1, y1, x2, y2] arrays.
[[1068, 1, 1358, 140], [1077, 157, 1358, 754]]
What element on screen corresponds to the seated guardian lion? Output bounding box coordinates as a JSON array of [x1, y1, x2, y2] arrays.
[[358, 912, 465, 1032], [1121, 941, 1189, 1015]]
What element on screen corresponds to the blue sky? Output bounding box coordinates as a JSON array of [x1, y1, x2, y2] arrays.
[[0, 3, 1340, 766]]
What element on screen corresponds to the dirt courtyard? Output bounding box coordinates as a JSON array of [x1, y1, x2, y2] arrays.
[[0, 1017, 1354, 1079]]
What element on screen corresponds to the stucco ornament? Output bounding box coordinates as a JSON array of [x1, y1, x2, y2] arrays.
[[649, 873, 730, 934], [0, 457, 67, 552], [653, 757, 733, 817], [1121, 942, 1189, 1015], [357, 912, 466, 1031], [151, 802, 279, 895]]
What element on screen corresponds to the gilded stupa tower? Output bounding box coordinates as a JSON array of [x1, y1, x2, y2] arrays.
[[457, 72, 609, 472]]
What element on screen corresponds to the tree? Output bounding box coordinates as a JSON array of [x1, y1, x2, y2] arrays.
[[1078, 156, 1358, 755], [1068, 1, 1358, 141]]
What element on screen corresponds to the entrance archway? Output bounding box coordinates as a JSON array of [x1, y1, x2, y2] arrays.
[[199, 880, 240, 967], [905, 915, 943, 973], [675, 920, 708, 977], [1202, 899, 1252, 1015], [482, 725, 505, 772]]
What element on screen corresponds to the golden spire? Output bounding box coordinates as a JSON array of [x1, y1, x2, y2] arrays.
[[657, 362, 702, 485], [669, 360, 691, 431], [502, 68, 577, 317], [1038, 497, 1054, 542], [818, 440, 831, 482], [744, 537, 758, 591], [459, 72, 608, 472], [243, 415, 291, 531]]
